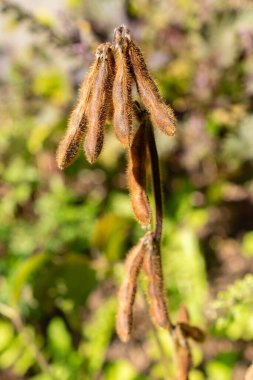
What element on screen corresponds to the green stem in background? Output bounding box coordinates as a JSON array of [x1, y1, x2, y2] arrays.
[[0, 303, 58, 380]]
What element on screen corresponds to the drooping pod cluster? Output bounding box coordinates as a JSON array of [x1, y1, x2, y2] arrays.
[[56, 24, 205, 378], [56, 43, 115, 167], [55, 27, 205, 367], [56, 50, 102, 169], [116, 231, 173, 343], [112, 24, 176, 141], [56, 24, 176, 226], [116, 232, 206, 347]]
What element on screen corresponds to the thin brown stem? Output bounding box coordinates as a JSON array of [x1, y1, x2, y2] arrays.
[[132, 101, 163, 241], [146, 122, 163, 242], [174, 331, 191, 380], [173, 305, 192, 380]]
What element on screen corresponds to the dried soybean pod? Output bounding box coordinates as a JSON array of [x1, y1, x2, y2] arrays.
[[56, 51, 102, 169], [84, 43, 115, 163], [178, 323, 205, 343], [178, 306, 205, 343], [112, 27, 133, 145], [143, 235, 171, 329], [127, 36, 176, 137], [116, 239, 145, 342], [178, 304, 190, 324], [128, 123, 151, 225], [106, 42, 116, 121]]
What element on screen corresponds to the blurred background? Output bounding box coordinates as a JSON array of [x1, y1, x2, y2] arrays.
[[1, 0, 253, 379]]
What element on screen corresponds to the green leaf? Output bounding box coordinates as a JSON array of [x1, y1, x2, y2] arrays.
[[242, 232, 253, 257], [206, 362, 231, 380], [32, 253, 97, 313], [92, 213, 130, 261], [11, 252, 49, 306], [32, 69, 71, 105], [83, 297, 116, 376], [105, 360, 140, 380], [56, 254, 97, 305], [47, 317, 72, 357], [0, 320, 14, 353]]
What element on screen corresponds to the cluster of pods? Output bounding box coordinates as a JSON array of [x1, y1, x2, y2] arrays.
[[56, 24, 176, 227], [56, 25, 204, 356], [116, 230, 172, 342]]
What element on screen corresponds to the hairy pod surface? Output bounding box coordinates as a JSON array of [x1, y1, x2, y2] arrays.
[[143, 235, 170, 329], [56, 55, 102, 169], [112, 28, 133, 145], [179, 323, 205, 343], [178, 304, 190, 323], [116, 239, 145, 342], [84, 43, 115, 164], [177, 304, 205, 343], [128, 123, 151, 225], [128, 39, 176, 137]]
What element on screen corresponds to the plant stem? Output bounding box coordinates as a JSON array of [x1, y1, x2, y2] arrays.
[[146, 121, 163, 242], [0, 303, 58, 380], [146, 122, 192, 380]]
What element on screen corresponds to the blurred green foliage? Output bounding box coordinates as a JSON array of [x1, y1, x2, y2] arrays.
[[1, 0, 253, 379]]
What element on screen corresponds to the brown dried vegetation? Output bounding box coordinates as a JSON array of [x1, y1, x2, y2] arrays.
[[143, 233, 171, 330], [56, 54, 102, 169], [128, 122, 151, 225], [116, 238, 145, 342], [56, 24, 204, 379], [112, 26, 133, 145], [127, 36, 176, 137], [84, 43, 115, 163]]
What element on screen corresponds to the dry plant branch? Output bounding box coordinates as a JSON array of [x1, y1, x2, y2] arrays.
[[56, 23, 205, 378]]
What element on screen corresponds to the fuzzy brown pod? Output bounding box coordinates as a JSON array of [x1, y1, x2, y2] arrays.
[[56, 52, 102, 169], [178, 304, 190, 324], [177, 304, 205, 343], [116, 238, 145, 342], [143, 234, 171, 329], [112, 27, 133, 145], [128, 122, 151, 225], [245, 365, 253, 380], [84, 43, 115, 164], [178, 323, 205, 343], [126, 34, 176, 137]]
